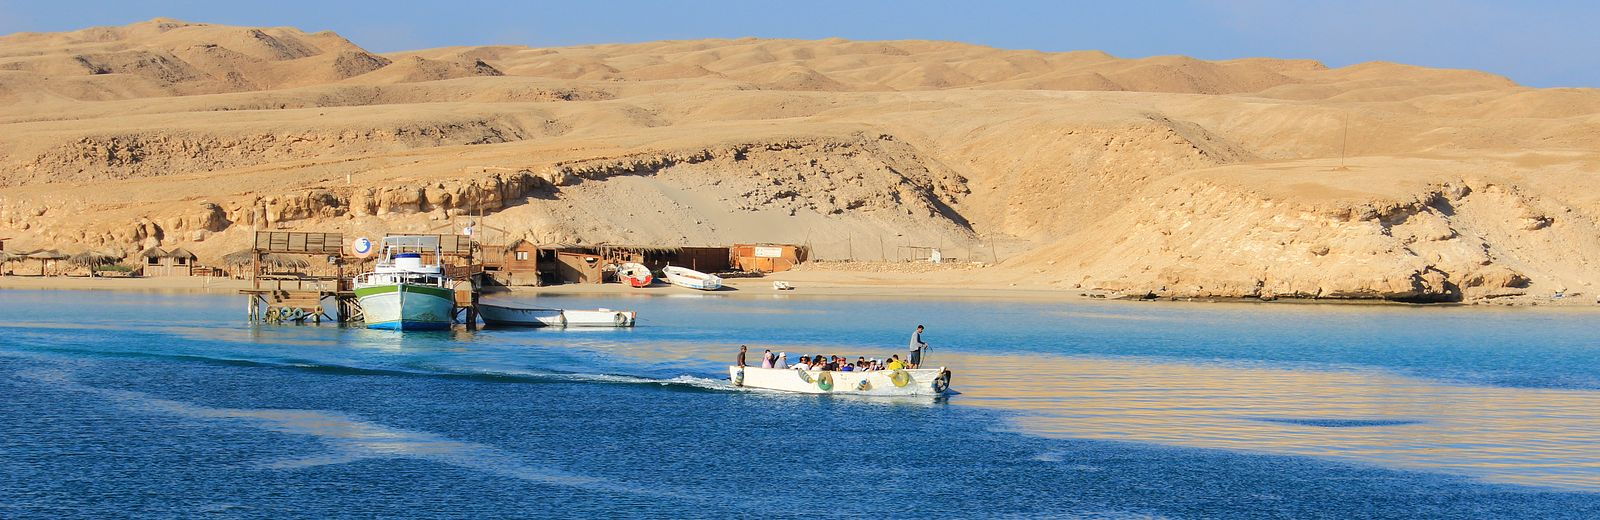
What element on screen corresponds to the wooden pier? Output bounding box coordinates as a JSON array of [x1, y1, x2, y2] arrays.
[[240, 230, 482, 327]]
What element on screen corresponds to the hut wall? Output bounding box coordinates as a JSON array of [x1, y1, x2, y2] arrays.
[[732, 244, 806, 273], [554, 251, 604, 284], [673, 247, 732, 273]]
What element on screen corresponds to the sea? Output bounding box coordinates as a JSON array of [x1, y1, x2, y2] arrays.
[[2, 289, 1598, 519]]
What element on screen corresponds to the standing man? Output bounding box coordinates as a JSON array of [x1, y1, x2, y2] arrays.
[[737, 345, 748, 368], [908, 325, 927, 368]]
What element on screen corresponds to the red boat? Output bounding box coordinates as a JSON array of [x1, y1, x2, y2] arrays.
[[619, 262, 654, 287]]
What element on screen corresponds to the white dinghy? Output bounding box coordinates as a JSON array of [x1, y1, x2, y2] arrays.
[[729, 366, 951, 396], [478, 303, 636, 328], [663, 265, 723, 290]]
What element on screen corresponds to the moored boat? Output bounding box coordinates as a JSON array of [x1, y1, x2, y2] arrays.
[[563, 308, 636, 327], [729, 366, 952, 396], [478, 303, 636, 328], [478, 303, 565, 327], [618, 262, 653, 287], [663, 265, 722, 290], [353, 236, 455, 331]]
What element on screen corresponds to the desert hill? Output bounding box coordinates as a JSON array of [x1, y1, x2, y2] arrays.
[[2, 18, 1598, 303]]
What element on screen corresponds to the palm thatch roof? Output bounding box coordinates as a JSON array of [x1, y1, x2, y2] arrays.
[[165, 247, 197, 260], [24, 249, 69, 260], [221, 249, 310, 269], [0, 251, 19, 263], [68, 250, 122, 267], [139, 247, 168, 259]]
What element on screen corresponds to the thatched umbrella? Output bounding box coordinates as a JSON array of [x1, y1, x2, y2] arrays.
[[222, 249, 310, 276], [69, 250, 123, 275], [25, 249, 69, 276], [0, 251, 18, 275]]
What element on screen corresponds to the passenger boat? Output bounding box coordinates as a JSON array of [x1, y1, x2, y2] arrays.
[[618, 262, 653, 287], [729, 366, 952, 396], [478, 303, 636, 328], [662, 265, 722, 290], [353, 236, 455, 331]]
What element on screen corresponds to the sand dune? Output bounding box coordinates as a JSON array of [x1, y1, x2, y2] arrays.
[[3, 18, 1599, 304]]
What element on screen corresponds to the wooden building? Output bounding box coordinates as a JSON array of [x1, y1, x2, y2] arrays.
[[140, 247, 200, 277], [732, 243, 808, 273], [554, 250, 605, 284]]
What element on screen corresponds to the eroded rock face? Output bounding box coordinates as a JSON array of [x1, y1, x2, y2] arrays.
[[1019, 171, 1579, 303]]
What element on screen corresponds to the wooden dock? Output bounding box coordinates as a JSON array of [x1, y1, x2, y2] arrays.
[[241, 230, 483, 327]]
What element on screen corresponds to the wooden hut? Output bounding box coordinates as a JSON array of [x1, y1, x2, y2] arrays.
[[490, 239, 548, 286], [731, 243, 808, 273], [140, 247, 199, 277], [554, 249, 604, 284]]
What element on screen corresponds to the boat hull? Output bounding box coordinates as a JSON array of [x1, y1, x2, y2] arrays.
[[664, 266, 723, 291], [478, 304, 564, 327], [729, 366, 951, 395], [355, 283, 454, 330], [564, 309, 636, 327]]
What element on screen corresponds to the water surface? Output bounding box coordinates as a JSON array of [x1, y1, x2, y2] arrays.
[[2, 290, 1598, 518]]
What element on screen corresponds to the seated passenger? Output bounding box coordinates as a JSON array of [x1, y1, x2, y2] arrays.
[[774, 352, 789, 369], [761, 349, 775, 369], [886, 355, 905, 371], [795, 356, 811, 369]]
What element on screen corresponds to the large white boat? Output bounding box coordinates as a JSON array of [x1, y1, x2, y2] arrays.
[[353, 236, 456, 331], [663, 265, 722, 290], [478, 302, 636, 328], [729, 366, 951, 396]]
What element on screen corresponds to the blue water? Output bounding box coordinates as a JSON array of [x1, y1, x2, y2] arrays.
[[2, 289, 1599, 518]]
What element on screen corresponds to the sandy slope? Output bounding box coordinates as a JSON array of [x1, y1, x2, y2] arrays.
[[2, 19, 1598, 304]]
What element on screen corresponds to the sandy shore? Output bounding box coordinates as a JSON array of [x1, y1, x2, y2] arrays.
[[2, 269, 1589, 307]]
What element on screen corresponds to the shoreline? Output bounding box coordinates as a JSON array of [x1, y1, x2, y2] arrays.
[[4, 271, 1594, 309]]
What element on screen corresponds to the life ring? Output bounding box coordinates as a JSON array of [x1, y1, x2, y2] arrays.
[[932, 370, 952, 393], [614, 313, 628, 327], [263, 306, 278, 322], [733, 368, 745, 387], [816, 371, 834, 391], [796, 370, 813, 384], [854, 378, 872, 391], [313, 305, 325, 317], [888, 369, 911, 387], [280, 307, 297, 320]]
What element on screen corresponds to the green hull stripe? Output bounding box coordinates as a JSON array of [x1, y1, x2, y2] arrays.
[[354, 284, 454, 300]]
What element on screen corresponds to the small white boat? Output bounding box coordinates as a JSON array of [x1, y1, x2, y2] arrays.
[[479, 303, 635, 327], [772, 281, 794, 291], [663, 265, 722, 291], [729, 366, 951, 396], [563, 308, 636, 327], [478, 303, 565, 327]]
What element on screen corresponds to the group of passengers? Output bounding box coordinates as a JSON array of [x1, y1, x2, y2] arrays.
[[736, 325, 929, 372]]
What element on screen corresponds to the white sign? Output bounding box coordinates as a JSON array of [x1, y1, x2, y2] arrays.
[[753, 246, 784, 258], [352, 237, 374, 258]]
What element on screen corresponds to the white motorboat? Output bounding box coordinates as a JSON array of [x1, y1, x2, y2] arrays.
[[729, 366, 951, 396], [662, 265, 722, 291], [353, 236, 455, 331], [477, 303, 565, 327], [563, 308, 636, 327], [478, 303, 635, 328]]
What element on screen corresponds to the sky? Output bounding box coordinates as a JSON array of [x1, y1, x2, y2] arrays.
[[1, 0, 1595, 87]]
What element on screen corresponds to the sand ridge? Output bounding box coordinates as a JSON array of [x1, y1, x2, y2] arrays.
[[1, 18, 1597, 304]]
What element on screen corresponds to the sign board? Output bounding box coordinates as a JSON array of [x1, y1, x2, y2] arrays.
[[253, 231, 343, 254], [351, 237, 374, 258], [753, 246, 784, 258]]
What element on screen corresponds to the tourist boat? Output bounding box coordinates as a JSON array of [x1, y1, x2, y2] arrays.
[[662, 265, 722, 290], [353, 236, 456, 331], [618, 262, 653, 287], [729, 366, 952, 396], [478, 303, 636, 328], [477, 303, 565, 327]]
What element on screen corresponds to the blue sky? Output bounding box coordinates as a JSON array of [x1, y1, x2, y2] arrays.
[[1, 0, 1595, 87]]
